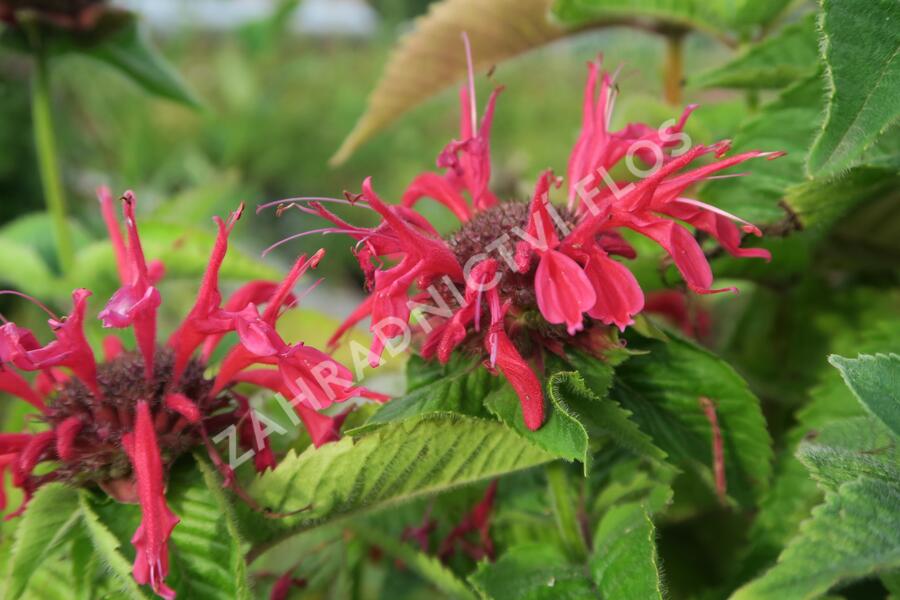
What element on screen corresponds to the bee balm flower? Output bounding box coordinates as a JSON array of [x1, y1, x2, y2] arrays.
[[280, 45, 779, 432], [0, 189, 380, 598]]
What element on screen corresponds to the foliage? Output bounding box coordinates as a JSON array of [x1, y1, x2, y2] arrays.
[[2, 0, 899, 598]]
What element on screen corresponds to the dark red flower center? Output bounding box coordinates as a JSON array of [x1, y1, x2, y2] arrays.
[[45, 348, 213, 487], [445, 200, 577, 306]]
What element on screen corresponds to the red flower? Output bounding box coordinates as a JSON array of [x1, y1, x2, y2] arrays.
[[0, 189, 379, 598], [280, 48, 778, 431]]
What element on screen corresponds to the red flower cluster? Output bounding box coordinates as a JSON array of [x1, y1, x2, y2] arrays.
[[294, 46, 779, 433], [0, 189, 378, 598]]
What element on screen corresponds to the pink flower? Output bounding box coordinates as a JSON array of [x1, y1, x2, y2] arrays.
[[123, 401, 180, 600], [0, 189, 379, 598], [278, 50, 778, 431]]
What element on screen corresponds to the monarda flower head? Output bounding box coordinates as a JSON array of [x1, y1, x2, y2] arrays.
[[279, 40, 780, 432], [0, 189, 381, 599]]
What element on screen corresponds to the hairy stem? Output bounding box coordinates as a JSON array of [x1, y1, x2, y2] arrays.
[[32, 51, 74, 274]]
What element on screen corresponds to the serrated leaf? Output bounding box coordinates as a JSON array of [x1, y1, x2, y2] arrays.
[[828, 353, 900, 437], [353, 354, 499, 433], [797, 416, 900, 492], [351, 523, 477, 600], [611, 335, 772, 506], [690, 13, 819, 89], [20, 556, 78, 600], [699, 74, 823, 224], [78, 494, 148, 600], [739, 312, 900, 582], [88, 456, 251, 600], [807, 0, 900, 177], [469, 544, 595, 599], [4, 484, 81, 600], [553, 366, 668, 464], [243, 413, 555, 551], [784, 165, 900, 232], [590, 502, 664, 600], [732, 476, 900, 599], [330, 0, 565, 164], [554, 0, 792, 41], [167, 456, 251, 599], [486, 377, 590, 471]]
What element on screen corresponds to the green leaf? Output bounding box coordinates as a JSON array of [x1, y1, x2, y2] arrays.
[[590, 502, 664, 600], [167, 456, 251, 599], [331, 0, 565, 164], [546, 462, 590, 561], [486, 378, 590, 471], [828, 353, 900, 437], [797, 416, 900, 492], [732, 477, 900, 599], [469, 544, 595, 599], [739, 311, 900, 581], [78, 16, 200, 108], [553, 0, 792, 42], [807, 0, 900, 177], [784, 165, 900, 232], [88, 456, 251, 600], [4, 484, 81, 600], [612, 335, 772, 506], [699, 74, 824, 224], [78, 494, 148, 599], [553, 366, 668, 464], [0, 236, 59, 298], [735, 417, 900, 598], [351, 523, 477, 600], [690, 13, 819, 89], [243, 413, 555, 551], [353, 354, 499, 433]]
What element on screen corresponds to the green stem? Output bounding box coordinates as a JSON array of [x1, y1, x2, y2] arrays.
[[546, 462, 589, 562], [663, 31, 685, 106], [32, 51, 74, 274]]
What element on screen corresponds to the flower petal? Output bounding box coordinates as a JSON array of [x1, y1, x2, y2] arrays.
[[534, 250, 596, 335]]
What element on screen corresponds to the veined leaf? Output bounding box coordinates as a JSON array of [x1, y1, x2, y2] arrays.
[[690, 13, 819, 89], [353, 354, 499, 433], [611, 335, 772, 507], [734, 413, 900, 600], [4, 484, 82, 600], [351, 522, 477, 600], [243, 413, 555, 551], [797, 416, 899, 492], [469, 543, 595, 599], [88, 456, 251, 600], [330, 0, 565, 164], [554, 0, 792, 42], [828, 353, 900, 437], [739, 312, 900, 583], [590, 502, 664, 600], [699, 74, 823, 225], [78, 494, 148, 600], [784, 165, 900, 232], [807, 0, 900, 177], [732, 476, 900, 600], [486, 378, 590, 471]]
